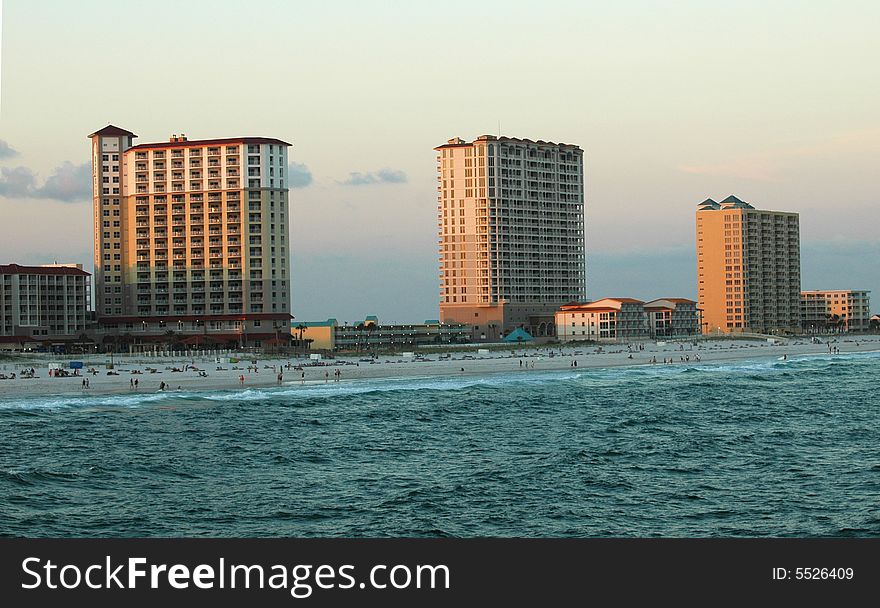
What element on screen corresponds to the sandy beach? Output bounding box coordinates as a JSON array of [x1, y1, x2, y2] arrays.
[[0, 335, 877, 399]]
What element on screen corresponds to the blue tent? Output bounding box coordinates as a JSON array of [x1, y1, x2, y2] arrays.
[[502, 328, 534, 343]]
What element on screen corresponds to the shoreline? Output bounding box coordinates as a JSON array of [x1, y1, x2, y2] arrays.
[[1, 336, 878, 400]]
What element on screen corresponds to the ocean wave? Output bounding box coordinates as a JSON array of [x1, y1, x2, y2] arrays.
[[0, 350, 877, 412]]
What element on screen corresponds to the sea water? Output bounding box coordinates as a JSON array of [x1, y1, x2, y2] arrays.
[[1, 351, 879, 537]]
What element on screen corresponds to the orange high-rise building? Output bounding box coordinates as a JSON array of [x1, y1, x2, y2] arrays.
[[88, 126, 292, 347], [696, 196, 801, 334]]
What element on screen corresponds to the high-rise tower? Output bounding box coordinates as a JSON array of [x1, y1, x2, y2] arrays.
[[435, 135, 586, 340], [88, 126, 292, 347], [696, 195, 801, 334]]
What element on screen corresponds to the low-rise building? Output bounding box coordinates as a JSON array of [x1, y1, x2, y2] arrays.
[[643, 298, 700, 338], [801, 290, 871, 333], [295, 316, 471, 351], [1, 264, 91, 342], [555, 297, 698, 342], [555, 298, 648, 342]]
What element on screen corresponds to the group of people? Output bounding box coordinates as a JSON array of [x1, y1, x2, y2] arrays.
[[49, 368, 78, 378], [81, 378, 92, 389], [650, 354, 701, 364], [323, 369, 342, 382]]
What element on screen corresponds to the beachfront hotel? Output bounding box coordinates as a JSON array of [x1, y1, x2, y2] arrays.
[[555, 297, 699, 342], [88, 126, 292, 349], [435, 135, 586, 341], [801, 290, 871, 333], [0, 264, 91, 347], [696, 196, 801, 334]]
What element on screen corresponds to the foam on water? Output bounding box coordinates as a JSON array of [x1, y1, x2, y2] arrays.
[[2, 350, 878, 412]]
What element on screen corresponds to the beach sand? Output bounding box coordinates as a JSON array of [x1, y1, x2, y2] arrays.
[[0, 336, 877, 399]]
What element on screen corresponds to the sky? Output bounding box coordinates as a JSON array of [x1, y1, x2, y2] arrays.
[[0, 0, 877, 321]]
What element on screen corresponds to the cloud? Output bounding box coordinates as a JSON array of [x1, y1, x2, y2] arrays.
[[338, 168, 408, 186], [0, 161, 91, 202], [37, 162, 92, 202], [288, 162, 313, 188], [0, 166, 37, 198], [0, 140, 18, 159]]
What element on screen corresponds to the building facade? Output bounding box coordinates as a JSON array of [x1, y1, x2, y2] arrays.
[[801, 290, 871, 333], [696, 196, 801, 334], [643, 298, 700, 338], [0, 264, 91, 340], [435, 135, 586, 341], [296, 317, 471, 351], [555, 298, 648, 342], [88, 126, 292, 348]]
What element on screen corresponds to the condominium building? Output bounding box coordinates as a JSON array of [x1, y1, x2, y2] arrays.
[[555, 298, 648, 342], [696, 196, 801, 334], [643, 298, 700, 339], [555, 297, 699, 342], [435, 135, 586, 341], [88, 126, 292, 348], [801, 290, 871, 333], [0, 264, 90, 339], [296, 316, 471, 351]]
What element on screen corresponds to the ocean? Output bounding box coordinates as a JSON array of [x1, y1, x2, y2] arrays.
[[1, 351, 879, 537]]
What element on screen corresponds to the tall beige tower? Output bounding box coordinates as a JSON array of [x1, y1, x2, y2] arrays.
[[696, 195, 801, 334], [435, 135, 586, 340], [88, 126, 292, 347], [89, 126, 137, 320]]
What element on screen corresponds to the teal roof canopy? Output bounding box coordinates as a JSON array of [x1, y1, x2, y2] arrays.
[[502, 328, 534, 343]]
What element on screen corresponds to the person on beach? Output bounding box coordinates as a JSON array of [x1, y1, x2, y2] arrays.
[[130, 378, 134, 389], [301, 372, 305, 385], [239, 375, 245, 386], [325, 371, 329, 383], [134, 378, 138, 389], [277, 372, 283, 385]]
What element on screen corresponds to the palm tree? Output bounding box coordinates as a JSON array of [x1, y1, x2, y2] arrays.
[[295, 323, 307, 355], [366, 323, 378, 355], [354, 323, 366, 352], [826, 313, 842, 333]]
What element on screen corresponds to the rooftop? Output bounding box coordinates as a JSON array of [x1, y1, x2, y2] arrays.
[[435, 135, 581, 151], [0, 263, 90, 277], [128, 136, 291, 151], [88, 124, 137, 138]]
